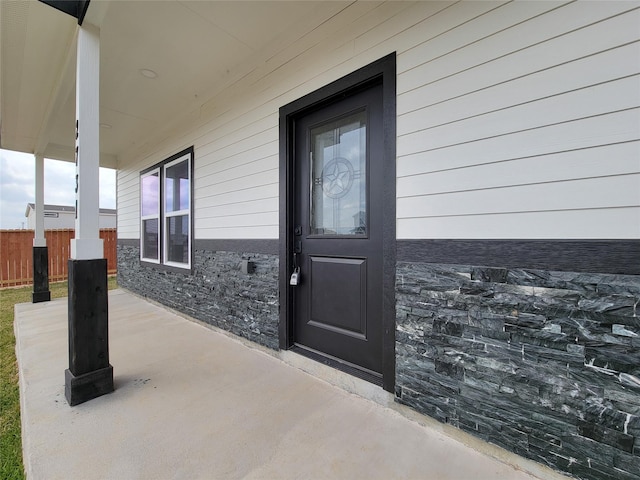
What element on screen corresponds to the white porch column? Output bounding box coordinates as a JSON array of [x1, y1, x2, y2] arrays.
[[33, 154, 46, 247], [32, 153, 50, 303], [71, 23, 103, 260], [65, 22, 113, 407]]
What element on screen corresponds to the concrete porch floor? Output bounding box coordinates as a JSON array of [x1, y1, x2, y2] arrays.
[[15, 289, 568, 480]]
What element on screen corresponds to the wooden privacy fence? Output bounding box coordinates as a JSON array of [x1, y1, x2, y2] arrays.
[[0, 229, 117, 288]]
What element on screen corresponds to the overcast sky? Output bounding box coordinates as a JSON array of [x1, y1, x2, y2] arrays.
[[0, 149, 116, 230]]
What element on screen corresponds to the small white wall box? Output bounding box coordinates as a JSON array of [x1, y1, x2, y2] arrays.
[[241, 260, 256, 275]]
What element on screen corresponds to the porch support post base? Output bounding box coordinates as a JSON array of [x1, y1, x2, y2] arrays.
[[65, 365, 113, 406], [65, 258, 113, 406], [32, 246, 51, 303]]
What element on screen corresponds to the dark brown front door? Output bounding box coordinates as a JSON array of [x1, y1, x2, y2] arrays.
[[292, 83, 384, 379]]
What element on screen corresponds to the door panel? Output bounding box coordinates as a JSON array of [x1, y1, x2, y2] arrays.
[[293, 83, 383, 376], [308, 256, 367, 339]]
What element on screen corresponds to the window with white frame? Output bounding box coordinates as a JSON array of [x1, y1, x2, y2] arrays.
[[140, 147, 193, 269], [141, 168, 160, 263]]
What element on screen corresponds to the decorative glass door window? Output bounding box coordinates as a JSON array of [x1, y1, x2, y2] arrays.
[[310, 110, 367, 235]]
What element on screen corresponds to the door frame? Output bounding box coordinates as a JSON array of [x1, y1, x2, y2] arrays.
[[278, 53, 396, 393]]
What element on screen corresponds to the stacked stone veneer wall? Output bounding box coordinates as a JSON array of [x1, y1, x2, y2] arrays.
[[117, 244, 279, 349], [396, 262, 640, 480]]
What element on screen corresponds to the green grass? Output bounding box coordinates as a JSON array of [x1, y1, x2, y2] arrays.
[[0, 277, 118, 479]]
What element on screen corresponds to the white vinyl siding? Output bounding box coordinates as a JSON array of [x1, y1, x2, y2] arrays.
[[395, 1, 640, 239], [117, 0, 640, 241], [195, 123, 279, 239], [117, 168, 141, 238]]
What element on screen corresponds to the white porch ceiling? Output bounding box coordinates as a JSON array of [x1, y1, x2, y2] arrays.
[[1, 0, 350, 168]]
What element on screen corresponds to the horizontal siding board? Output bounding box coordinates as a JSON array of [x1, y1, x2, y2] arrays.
[[397, 109, 640, 177], [397, 207, 640, 239], [244, 49, 357, 120], [117, 201, 138, 217], [117, 227, 138, 238], [397, 76, 640, 156], [195, 183, 278, 210], [196, 130, 277, 170], [398, 1, 638, 92], [196, 198, 278, 219], [117, 177, 138, 191], [197, 154, 277, 187], [196, 211, 278, 230], [117, 176, 139, 194], [116, 182, 138, 196], [117, 199, 138, 213], [195, 113, 276, 156], [116, 199, 138, 214], [397, 1, 567, 73], [195, 124, 278, 171], [117, 190, 138, 205], [197, 108, 278, 160], [195, 168, 278, 197], [117, 169, 137, 184], [353, 1, 454, 55], [117, 228, 138, 240], [397, 174, 640, 218], [196, 143, 278, 182], [398, 141, 640, 197], [189, 99, 284, 163], [398, 11, 640, 117], [388, 1, 509, 58], [117, 218, 138, 228], [117, 181, 138, 196], [196, 225, 278, 240], [398, 41, 640, 134]]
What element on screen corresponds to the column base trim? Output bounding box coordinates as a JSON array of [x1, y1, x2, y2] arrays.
[[32, 291, 51, 303], [65, 365, 114, 406], [32, 246, 50, 303]]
